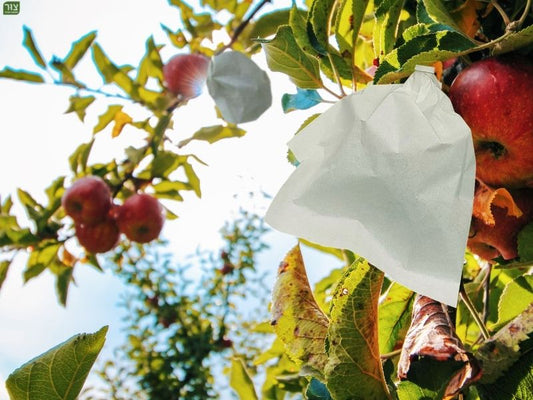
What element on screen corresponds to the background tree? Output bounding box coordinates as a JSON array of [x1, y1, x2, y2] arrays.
[[1, 0, 533, 399]]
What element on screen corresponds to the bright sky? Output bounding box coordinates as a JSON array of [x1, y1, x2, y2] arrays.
[[0, 0, 339, 398]]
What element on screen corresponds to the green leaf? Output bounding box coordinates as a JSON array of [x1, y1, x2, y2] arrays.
[[373, 0, 407, 58], [325, 258, 390, 400], [25, 242, 61, 282], [335, 0, 371, 55], [0, 67, 44, 83], [517, 222, 533, 262], [93, 105, 123, 134], [397, 357, 466, 399], [17, 188, 43, 220], [140, 151, 181, 179], [477, 346, 533, 400], [496, 275, 533, 329], [65, 95, 95, 122], [375, 30, 476, 83], [289, 4, 318, 56], [493, 24, 533, 55], [153, 181, 186, 201], [54, 262, 74, 306], [91, 43, 136, 95], [136, 36, 163, 86], [260, 25, 323, 89], [161, 24, 188, 48], [271, 245, 330, 379], [6, 326, 108, 400], [69, 140, 94, 174], [64, 31, 97, 70], [421, 0, 462, 33], [182, 158, 202, 197], [230, 357, 258, 400], [150, 114, 172, 155], [306, 378, 333, 400], [178, 124, 246, 147], [0, 259, 11, 290], [248, 8, 293, 40], [50, 58, 82, 87], [22, 26, 46, 68], [476, 304, 533, 384], [378, 282, 414, 354], [309, 0, 336, 55], [319, 51, 354, 84]]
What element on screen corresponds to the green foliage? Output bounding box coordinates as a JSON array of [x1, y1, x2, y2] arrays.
[[378, 282, 414, 355], [260, 25, 323, 89], [325, 259, 390, 400], [178, 124, 246, 147], [230, 358, 259, 400], [0, 67, 44, 83], [81, 205, 274, 399], [6, 326, 108, 400], [517, 222, 533, 262]]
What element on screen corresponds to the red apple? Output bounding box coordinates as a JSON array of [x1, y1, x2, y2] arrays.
[[62, 176, 112, 225], [468, 189, 533, 261], [163, 53, 210, 99], [75, 217, 120, 253], [117, 193, 165, 243], [449, 55, 533, 188]]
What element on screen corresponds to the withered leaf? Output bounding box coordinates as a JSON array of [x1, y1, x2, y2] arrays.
[[398, 295, 481, 399], [271, 245, 329, 379], [472, 179, 522, 226]]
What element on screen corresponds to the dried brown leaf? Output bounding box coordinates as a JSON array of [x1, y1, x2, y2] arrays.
[[398, 295, 482, 399]]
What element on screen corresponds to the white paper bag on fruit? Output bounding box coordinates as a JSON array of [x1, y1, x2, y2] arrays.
[[265, 66, 476, 306]]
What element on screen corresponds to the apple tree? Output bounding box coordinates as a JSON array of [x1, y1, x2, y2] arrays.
[[1, 0, 533, 399]]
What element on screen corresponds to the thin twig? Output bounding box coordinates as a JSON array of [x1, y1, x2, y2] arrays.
[[459, 283, 490, 340], [482, 263, 491, 323], [490, 0, 511, 26], [216, 0, 273, 55], [326, 0, 346, 97], [380, 348, 402, 359], [517, 0, 532, 29]]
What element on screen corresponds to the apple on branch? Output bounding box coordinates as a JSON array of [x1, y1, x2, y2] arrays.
[[62, 176, 112, 225], [75, 217, 120, 254], [117, 193, 165, 243], [163, 53, 210, 99], [449, 54, 533, 188]]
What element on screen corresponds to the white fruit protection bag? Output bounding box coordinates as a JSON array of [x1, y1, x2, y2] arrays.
[[265, 66, 476, 306]]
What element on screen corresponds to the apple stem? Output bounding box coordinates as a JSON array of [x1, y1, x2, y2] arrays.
[[459, 283, 491, 340]]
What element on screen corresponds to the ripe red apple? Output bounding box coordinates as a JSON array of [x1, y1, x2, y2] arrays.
[[449, 55, 533, 188], [163, 53, 210, 99], [62, 176, 112, 225], [468, 189, 533, 261], [75, 217, 120, 254], [117, 193, 165, 243]]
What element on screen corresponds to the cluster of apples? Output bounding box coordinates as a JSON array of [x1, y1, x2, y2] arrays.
[[448, 54, 533, 262], [62, 176, 165, 254]]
